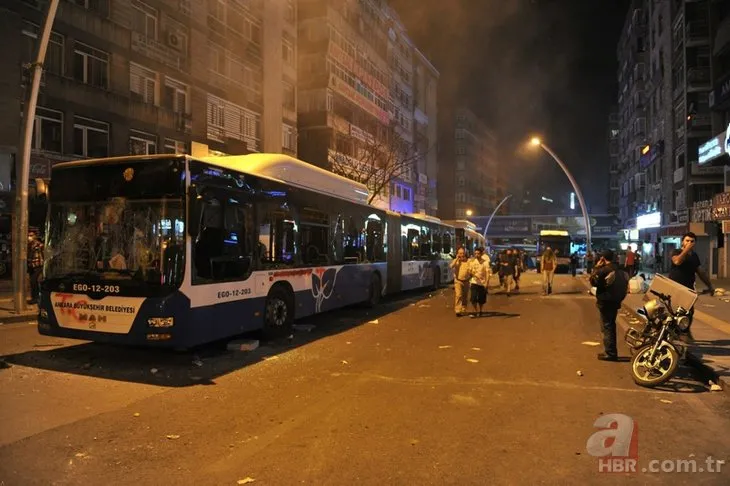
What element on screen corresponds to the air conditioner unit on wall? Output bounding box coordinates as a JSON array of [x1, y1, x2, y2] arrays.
[[167, 32, 182, 51]]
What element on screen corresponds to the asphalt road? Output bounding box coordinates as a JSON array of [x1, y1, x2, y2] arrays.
[[0, 274, 729, 485]]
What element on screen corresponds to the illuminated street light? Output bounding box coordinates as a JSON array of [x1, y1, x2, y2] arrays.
[[528, 137, 592, 255], [466, 209, 473, 217]]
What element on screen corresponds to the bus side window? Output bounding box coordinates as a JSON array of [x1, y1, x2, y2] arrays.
[[419, 226, 432, 259], [432, 228, 442, 256], [343, 216, 363, 263], [258, 203, 296, 268], [331, 215, 345, 264], [443, 232, 452, 255], [300, 207, 330, 266], [193, 196, 224, 282], [365, 217, 385, 263]]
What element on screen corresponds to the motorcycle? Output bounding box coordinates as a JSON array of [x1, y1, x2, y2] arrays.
[[624, 290, 691, 388]]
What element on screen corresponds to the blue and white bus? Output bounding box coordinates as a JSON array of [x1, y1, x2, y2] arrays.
[[38, 153, 455, 348], [442, 219, 485, 255]]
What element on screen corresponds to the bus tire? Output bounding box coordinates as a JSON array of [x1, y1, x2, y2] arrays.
[[431, 268, 440, 291], [262, 286, 294, 339], [365, 273, 382, 307]]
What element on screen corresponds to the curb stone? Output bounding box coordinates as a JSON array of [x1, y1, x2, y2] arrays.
[[0, 313, 38, 325], [576, 275, 730, 396]]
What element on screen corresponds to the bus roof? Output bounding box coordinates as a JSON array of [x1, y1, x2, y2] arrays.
[[442, 219, 477, 231], [404, 213, 451, 226], [53, 153, 371, 206], [200, 153, 369, 205]]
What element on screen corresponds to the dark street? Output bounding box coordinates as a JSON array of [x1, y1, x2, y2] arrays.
[[1, 274, 728, 485]]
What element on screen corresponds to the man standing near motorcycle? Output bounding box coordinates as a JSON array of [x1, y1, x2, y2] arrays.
[[669, 232, 715, 340], [590, 249, 628, 361]]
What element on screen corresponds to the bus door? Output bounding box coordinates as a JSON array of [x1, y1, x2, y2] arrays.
[[385, 213, 402, 294]]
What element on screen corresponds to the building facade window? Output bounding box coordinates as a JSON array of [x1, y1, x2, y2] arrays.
[[129, 130, 157, 155], [73, 116, 109, 158], [131, 0, 158, 39], [285, 0, 295, 23], [206, 94, 261, 150], [22, 22, 64, 75], [130, 62, 157, 104], [164, 77, 188, 113], [282, 125, 296, 151], [210, 0, 226, 23], [282, 37, 295, 67], [283, 82, 295, 110], [32, 107, 63, 153], [163, 138, 188, 154], [73, 42, 109, 89]]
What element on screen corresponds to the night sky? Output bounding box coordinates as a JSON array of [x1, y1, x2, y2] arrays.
[[390, 0, 630, 213]]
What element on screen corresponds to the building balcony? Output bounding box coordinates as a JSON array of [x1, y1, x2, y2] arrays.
[[686, 22, 710, 46], [687, 67, 711, 91], [45, 73, 128, 114], [128, 102, 177, 130], [131, 32, 188, 72]]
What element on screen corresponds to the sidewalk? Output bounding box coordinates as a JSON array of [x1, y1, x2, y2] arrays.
[[580, 274, 730, 392], [0, 279, 38, 325]]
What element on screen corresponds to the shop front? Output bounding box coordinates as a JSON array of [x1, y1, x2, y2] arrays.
[[713, 191, 730, 279]]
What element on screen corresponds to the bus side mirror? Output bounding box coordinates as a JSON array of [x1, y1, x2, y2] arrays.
[[187, 187, 202, 237]]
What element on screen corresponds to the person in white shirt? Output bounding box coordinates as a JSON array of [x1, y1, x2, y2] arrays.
[[468, 247, 491, 317]]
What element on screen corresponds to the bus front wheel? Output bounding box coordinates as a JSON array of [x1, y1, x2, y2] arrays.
[[262, 286, 294, 339]]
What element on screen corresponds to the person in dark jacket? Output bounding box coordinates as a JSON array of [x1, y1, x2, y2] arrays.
[[589, 249, 628, 361]]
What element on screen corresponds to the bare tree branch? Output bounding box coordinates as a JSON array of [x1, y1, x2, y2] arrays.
[[328, 122, 431, 206]]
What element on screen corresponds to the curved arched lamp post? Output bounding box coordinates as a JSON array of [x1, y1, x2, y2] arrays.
[[529, 137, 592, 256], [482, 194, 513, 243]]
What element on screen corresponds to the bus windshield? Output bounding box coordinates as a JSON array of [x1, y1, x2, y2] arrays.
[[44, 158, 186, 290]]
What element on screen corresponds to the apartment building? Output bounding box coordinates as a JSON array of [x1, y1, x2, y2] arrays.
[[296, 0, 439, 215], [0, 0, 298, 225], [697, 0, 730, 278], [608, 109, 620, 215], [412, 48, 439, 215], [616, 0, 648, 230], [616, 0, 721, 270], [437, 107, 499, 220]]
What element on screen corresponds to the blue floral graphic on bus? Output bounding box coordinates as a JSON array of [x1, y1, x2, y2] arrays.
[[311, 266, 342, 313]]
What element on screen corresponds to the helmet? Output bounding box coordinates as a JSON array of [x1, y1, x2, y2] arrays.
[[643, 299, 661, 319]]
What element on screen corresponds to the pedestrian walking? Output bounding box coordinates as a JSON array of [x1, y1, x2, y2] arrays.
[[570, 252, 578, 277], [590, 249, 628, 361], [586, 251, 594, 273], [467, 247, 490, 317], [625, 249, 635, 277], [450, 247, 471, 317], [668, 232, 714, 340], [501, 249, 517, 295], [540, 247, 557, 295], [27, 230, 44, 305]]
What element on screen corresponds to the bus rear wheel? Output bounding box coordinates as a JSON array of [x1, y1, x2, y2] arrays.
[[262, 287, 293, 339]]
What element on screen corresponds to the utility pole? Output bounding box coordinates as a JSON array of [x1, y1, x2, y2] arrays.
[[14, 0, 61, 313]]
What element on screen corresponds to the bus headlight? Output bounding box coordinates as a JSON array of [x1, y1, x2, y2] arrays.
[[39, 308, 48, 320], [148, 317, 174, 328]]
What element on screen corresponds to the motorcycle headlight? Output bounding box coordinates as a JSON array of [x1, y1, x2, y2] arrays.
[[676, 316, 690, 331]]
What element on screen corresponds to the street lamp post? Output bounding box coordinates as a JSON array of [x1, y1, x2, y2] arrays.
[[482, 194, 513, 243], [530, 137, 592, 255], [13, 0, 61, 313]]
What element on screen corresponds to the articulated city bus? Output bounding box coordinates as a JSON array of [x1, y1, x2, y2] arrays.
[[537, 229, 572, 272], [37, 154, 455, 348], [442, 220, 486, 255]]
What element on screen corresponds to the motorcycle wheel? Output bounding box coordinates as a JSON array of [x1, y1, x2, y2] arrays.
[[630, 342, 680, 388]]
